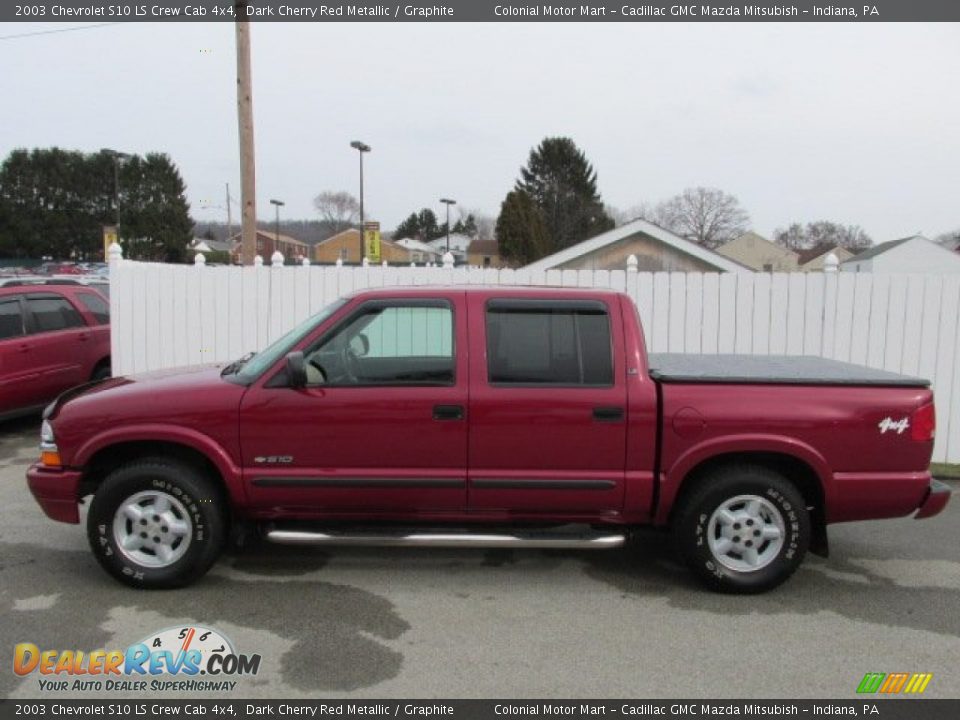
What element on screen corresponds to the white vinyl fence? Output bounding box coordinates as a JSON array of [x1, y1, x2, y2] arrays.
[[108, 251, 960, 463]]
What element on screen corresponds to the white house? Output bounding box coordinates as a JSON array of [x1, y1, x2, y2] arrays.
[[427, 233, 472, 263], [394, 237, 442, 264], [842, 235, 960, 274]]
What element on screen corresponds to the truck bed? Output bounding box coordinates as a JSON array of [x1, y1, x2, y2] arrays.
[[648, 354, 929, 387]]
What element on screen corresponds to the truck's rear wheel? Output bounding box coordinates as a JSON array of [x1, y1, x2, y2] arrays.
[[87, 458, 226, 589], [674, 464, 810, 593]]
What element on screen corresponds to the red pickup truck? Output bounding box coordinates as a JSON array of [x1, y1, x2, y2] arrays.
[[26, 286, 949, 593]]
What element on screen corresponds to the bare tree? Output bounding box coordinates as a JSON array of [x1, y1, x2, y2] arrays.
[[773, 221, 872, 251], [934, 227, 960, 248], [652, 187, 750, 249], [313, 191, 360, 233]]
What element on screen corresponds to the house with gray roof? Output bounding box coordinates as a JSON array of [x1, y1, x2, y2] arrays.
[[842, 235, 960, 274]]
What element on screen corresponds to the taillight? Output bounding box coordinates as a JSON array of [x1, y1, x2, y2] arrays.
[[911, 402, 935, 442]]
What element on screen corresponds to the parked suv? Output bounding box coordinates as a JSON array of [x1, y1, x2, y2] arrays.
[[0, 282, 110, 421]]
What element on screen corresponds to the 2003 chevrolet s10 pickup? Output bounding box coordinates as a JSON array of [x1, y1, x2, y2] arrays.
[[27, 286, 950, 592]]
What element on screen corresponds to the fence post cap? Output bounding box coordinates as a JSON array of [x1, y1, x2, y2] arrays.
[[362, 257, 370, 267], [824, 252, 839, 273], [335, 257, 343, 267], [382, 260, 388, 267], [627, 254, 639, 272], [271, 250, 284, 267], [107, 242, 123, 264], [442, 251, 454, 268], [410, 261, 416, 267], [253, 255, 263, 266], [301, 257, 310, 267], [194, 252, 206, 266]]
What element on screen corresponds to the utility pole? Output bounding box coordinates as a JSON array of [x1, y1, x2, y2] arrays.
[[235, 2, 257, 265], [226, 182, 233, 242]]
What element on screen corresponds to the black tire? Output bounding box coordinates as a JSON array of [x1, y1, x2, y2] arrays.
[[674, 464, 810, 594], [91, 363, 111, 381], [87, 458, 227, 589]]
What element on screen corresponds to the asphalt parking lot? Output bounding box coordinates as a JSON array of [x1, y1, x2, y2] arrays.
[[1, 416, 958, 700]]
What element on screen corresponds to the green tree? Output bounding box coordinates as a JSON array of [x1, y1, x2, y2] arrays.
[[118, 153, 193, 262], [516, 137, 614, 254], [452, 213, 478, 238], [495, 189, 548, 266], [0, 147, 192, 261], [393, 208, 443, 241]]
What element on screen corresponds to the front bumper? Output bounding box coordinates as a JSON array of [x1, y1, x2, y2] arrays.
[[26, 464, 82, 524], [915, 479, 952, 520]]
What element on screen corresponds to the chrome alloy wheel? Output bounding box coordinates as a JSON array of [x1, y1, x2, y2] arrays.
[[112, 490, 192, 568], [707, 494, 785, 572]]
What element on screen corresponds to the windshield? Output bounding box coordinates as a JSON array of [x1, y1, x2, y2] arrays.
[[234, 298, 348, 383]]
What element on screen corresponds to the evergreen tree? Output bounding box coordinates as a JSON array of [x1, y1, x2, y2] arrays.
[[0, 147, 192, 261], [393, 208, 444, 241], [516, 137, 614, 254], [495, 189, 548, 265], [452, 213, 479, 238], [393, 213, 420, 240], [119, 153, 193, 262]]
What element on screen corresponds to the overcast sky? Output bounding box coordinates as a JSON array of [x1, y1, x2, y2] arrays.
[[1, 21, 958, 241]]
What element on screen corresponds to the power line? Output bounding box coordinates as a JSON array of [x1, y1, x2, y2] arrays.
[[0, 23, 121, 42]]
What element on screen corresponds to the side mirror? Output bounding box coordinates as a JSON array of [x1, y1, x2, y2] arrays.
[[285, 351, 307, 388]]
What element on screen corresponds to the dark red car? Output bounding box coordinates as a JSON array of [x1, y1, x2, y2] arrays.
[[26, 287, 949, 592], [1, 281, 111, 421]]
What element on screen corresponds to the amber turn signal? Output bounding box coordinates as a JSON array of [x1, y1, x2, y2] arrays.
[[40, 450, 62, 468]]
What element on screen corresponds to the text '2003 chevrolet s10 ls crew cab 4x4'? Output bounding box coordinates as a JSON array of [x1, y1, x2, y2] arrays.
[[26, 286, 950, 593]]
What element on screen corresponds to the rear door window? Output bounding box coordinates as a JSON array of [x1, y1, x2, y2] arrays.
[[76, 292, 110, 324], [24, 295, 86, 334], [0, 296, 25, 340], [485, 300, 614, 386]]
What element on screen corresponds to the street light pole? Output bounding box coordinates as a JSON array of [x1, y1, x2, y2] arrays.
[[440, 198, 456, 253], [350, 140, 371, 263], [270, 199, 284, 259], [101, 148, 131, 246]]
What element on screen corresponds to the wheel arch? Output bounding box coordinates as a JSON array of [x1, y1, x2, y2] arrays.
[[75, 427, 244, 505], [660, 442, 830, 557]]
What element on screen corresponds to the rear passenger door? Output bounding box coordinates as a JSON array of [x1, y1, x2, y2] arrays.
[[467, 296, 628, 516], [0, 294, 44, 414], [21, 292, 89, 400]]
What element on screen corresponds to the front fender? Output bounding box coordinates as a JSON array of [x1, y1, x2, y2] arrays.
[[655, 433, 834, 525], [71, 424, 246, 503]]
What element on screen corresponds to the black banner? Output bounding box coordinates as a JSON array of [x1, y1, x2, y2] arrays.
[[4, 0, 960, 23], [2, 701, 960, 720]]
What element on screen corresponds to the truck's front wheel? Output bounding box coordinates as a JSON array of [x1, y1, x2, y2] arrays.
[[674, 465, 810, 593], [86, 459, 227, 589]]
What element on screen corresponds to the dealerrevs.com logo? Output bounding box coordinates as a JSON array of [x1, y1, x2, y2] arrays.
[[13, 625, 260, 693]]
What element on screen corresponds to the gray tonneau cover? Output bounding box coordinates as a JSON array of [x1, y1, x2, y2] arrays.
[[647, 354, 929, 387]]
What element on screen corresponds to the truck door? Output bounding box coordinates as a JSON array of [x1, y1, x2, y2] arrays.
[[239, 294, 469, 514], [466, 295, 628, 515]]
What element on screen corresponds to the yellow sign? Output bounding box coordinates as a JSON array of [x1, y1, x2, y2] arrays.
[[102, 225, 118, 261], [363, 222, 381, 263]]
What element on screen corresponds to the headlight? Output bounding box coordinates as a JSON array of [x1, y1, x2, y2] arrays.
[[40, 420, 61, 468], [41, 420, 55, 445]]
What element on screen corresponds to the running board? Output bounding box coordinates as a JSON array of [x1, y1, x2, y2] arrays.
[[264, 528, 626, 550]]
